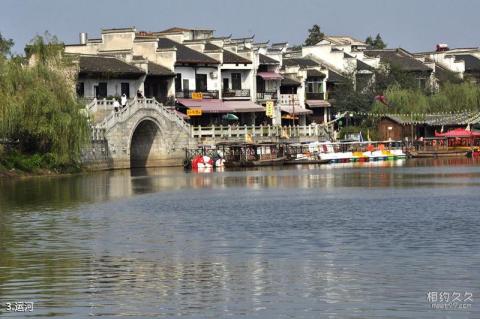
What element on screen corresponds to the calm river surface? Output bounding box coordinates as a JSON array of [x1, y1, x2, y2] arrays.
[[1, 158, 479, 318]]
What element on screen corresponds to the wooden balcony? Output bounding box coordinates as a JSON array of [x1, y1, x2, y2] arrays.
[[256, 91, 278, 100], [175, 90, 219, 99], [279, 94, 300, 107], [222, 89, 250, 98]]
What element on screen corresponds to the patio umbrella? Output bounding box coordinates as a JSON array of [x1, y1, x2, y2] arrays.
[[222, 113, 239, 121]]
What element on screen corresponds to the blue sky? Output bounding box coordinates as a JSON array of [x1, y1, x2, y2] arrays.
[[1, 0, 479, 54]]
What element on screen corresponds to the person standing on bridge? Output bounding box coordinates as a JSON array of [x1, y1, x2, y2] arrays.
[[113, 98, 120, 112], [121, 93, 127, 109]]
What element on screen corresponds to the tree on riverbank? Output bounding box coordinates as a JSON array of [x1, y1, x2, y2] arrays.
[[372, 82, 480, 114], [0, 33, 89, 171]]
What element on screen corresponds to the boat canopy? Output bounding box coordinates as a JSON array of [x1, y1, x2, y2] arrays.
[[434, 128, 480, 138]]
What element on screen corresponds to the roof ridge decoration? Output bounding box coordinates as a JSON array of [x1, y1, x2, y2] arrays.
[[101, 27, 136, 34]]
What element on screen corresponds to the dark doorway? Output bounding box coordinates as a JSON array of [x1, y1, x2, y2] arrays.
[[195, 74, 207, 92], [76, 82, 84, 97], [223, 78, 229, 91], [95, 82, 107, 98], [121, 82, 130, 98], [144, 77, 170, 104], [231, 73, 241, 90], [256, 76, 265, 92], [175, 73, 182, 92]]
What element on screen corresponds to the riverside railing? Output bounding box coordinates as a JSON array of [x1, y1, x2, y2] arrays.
[[190, 124, 327, 139]]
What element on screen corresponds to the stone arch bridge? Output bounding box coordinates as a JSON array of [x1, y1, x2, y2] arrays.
[[84, 98, 194, 169], [82, 98, 331, 169]]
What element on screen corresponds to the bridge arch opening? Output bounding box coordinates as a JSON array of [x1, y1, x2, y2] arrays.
[[130, 119, 163, 168]]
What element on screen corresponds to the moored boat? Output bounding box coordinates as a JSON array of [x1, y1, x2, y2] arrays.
[[314, 141, 407, 163], [218, 143, 287, 168]]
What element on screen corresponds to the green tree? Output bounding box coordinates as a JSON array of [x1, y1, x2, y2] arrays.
[[304, 24, 324, 46], [0, 34, 89, 169], [331, 76, 374, 113], [0, 32, 14, 58], [332, 65, 419, 113], [365, 33, 387, 49]]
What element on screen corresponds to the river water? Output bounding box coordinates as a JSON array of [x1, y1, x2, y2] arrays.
[[0, 158, 479, 318]]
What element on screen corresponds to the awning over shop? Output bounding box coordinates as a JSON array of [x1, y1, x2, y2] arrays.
[[223, 101, 265, 113], [306, 100, 331, 108], [279, 105, 313, 115], [257, 72, 283, 80], [177, 98, 234, 113]]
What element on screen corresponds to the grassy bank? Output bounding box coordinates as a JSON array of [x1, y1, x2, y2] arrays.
[[0, 150, 82, 177]]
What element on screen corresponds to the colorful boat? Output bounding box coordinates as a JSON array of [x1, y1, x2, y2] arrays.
[[312, 141, 407, 163]]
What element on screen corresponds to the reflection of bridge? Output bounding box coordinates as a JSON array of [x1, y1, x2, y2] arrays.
[[83, 98, 331, 169]]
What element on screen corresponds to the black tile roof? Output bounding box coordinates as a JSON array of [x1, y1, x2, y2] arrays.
[[157, 38, 219, 65], [364, 49, 432, 72], [282, 57, 319, 68], [356, 59, 375, 72], [148, 61, 175, 76], [204, 42, 221, 51], [434, 63, 458, 82], [281, 77, 302, 86], [306, 69, 326, 78], [204, 42, 251, 64], [259, 54, 279, 64], [223, 50, 251, 64], [327, 69, 348, 83], [78, 56, 145, 78], [455, 54, 480, 72]]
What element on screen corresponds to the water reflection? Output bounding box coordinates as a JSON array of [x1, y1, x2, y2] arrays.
[[1, 158, 480, 317], [2, 158, 480, 214]]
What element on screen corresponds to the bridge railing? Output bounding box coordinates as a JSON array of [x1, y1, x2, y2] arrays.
[[91, 125, 106, 141], [96, 98, 190, 133], [191, 124, 328, 139], [147, 99, 190, 132]]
